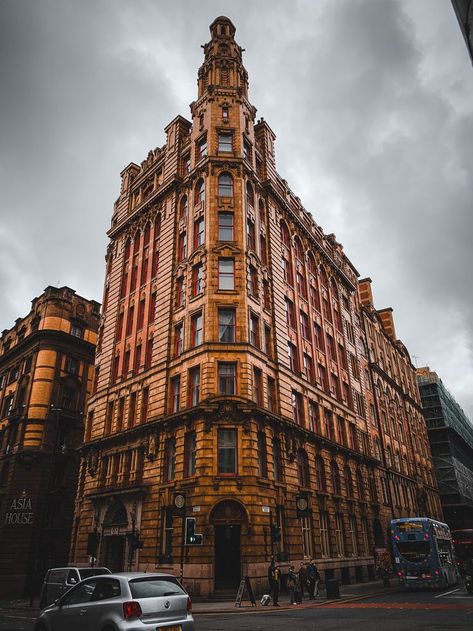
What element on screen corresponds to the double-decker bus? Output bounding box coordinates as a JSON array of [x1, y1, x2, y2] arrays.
[[452, 529, 473, 575], [390, 517, 459, 589]]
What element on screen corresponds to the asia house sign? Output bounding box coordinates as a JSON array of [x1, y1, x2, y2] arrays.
[[4, 496, 34, 526]]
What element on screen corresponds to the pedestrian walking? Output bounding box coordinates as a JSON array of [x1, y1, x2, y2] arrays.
[[298, 561, 306, 602], [272, 564, 281, 606], [307, 560, 316, 599], [312, 561, 321, 598], [287, 565, 298, 604], [267, 556, 275, 597]]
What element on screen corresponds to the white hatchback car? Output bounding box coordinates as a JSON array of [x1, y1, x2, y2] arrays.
[[34, 572, 195, 631]]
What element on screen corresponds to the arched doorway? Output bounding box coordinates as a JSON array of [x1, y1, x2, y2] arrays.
[[102, 501, 128, 572], [373, 518, 385, 547], [210, 500, 247, 590]]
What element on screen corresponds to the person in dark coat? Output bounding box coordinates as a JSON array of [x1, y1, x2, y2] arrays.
[[272, 564, 281, 606], [267, 556, 275, 596], [298, 562, 307, 602]]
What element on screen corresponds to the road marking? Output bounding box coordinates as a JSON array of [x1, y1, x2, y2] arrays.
[[434, 588, 460, 598]]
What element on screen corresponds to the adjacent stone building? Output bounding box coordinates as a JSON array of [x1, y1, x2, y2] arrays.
[[0, 286, 99, 597], [71, 17, 441, 595], [417, 367, 473, 530]]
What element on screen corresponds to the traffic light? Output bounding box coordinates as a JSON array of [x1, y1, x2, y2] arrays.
[[129, 532, 144, 550], [86, 530, 100, 556], [270, 524, 281, 543], [185, 517, 203, 545]]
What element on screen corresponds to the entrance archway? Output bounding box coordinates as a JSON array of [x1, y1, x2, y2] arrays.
[[373, 518, 385, 547], [102, 501, 128, 572], [210, 500, 247, 590]]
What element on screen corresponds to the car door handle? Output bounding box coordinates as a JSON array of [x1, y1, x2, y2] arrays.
[[79, 609, 87, 615]]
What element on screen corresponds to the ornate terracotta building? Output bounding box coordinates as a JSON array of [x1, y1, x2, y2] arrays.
[[0, 286, 99, 597], [71, 17, 441, 595]]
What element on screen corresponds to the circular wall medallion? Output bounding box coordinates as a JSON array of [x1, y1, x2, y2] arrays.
[[296, 497, 308, 512], [174, 494, 185, 510]]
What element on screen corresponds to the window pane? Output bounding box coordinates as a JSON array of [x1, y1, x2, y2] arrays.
[[218, 429, 237, 474], [219, 309, 235, 342], [218, 213, 234, 241], [218, 259, 234, 290], [218, 363, 236, 394]]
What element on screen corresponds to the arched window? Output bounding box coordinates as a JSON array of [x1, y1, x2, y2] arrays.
[[315, 456, 326, 491], [143, 222, 151, 246], [124, 237, 131, 261], [259, 199, 265, 224], [394, 450, 400, 471], [246, 182, 254, 209], [320, 266, 329, 290], [307, 253, 317, 277], [218, 172, 233, 197], [294, 237, 304, 262], [179, 195, 188, 220], [331, 461, 341, 495], [194, 179, 205, 207], [344, 465, 353, 497], [297, 449, 310, 487], [280, 222, 290, 247]]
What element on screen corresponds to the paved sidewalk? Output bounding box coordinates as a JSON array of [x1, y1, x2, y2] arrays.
[[0, 579, 399, 618], [193, 579, 399, 614]]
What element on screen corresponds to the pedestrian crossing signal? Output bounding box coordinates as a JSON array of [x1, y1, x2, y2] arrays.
[[185, 517, 203, 545]]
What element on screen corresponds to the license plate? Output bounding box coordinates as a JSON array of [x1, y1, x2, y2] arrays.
[[156, 626, 181, 631], [406, 576, 418, 580]]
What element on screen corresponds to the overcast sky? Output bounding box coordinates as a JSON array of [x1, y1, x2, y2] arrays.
[[1, 0, 472, 416]]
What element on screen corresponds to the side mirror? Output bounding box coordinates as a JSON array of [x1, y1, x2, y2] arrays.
[[69, 578, 77, 585]]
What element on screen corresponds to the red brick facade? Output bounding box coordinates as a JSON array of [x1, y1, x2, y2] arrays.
[[71, 17, 441, 596]]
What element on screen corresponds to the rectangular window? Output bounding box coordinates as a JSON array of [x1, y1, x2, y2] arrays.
[[287, 342, 298, 372], [326, 334, 336, 361], [303, 353, 314, 382], [222, 106, 229, 120], [133, 344, 142, 374], [349, 515, 358, 557], [70, 324, 83, 338], [264, 325, 271, 357], [253, 368, 263, 405], [273, 440, 283, 482], [308, 401, 319, 433], [176, 277, 184, 308], [218, 428, 237, 474], [184, 431, 196, 478], [189, 366, 200, 407], [318, 363, 328, 390], [313, 323, 324, 350], [161, 507, 173, 561], [116, 398, 125, 432], [296, 272, 307, 299], [292, 390, 304, 425], [148, 292, 156, 323], [267, 377, 276, 413], [174, 323, 183, 357], [192, 263, 203, 297], [218, 258, 235, 290], [320, 511, 330, 558], [140, 252, 149, 286], [218, 212, 234, 241], [250, 314, 260, 348], [310, 285, 320, 311], [178, 233, 187, 261], [243, 139, 251, 162], [301, 515, 312, 558], [104, 401, 114, 436], [218, 132, 233, 152], [218, 362, 236, 395], [263, 280, 271, 310], [337, 416, 347, 445], [260, 234, 267, 265], [170, 376, 180, 413], [335, 513, 345, 557], [257, 431, 268, 477], [191, 312, 203, 347], [350, 354, 360, 380], [145, 338, 153, 369], [141, 387, 149, 423], [151, 248, 159, 279], [126, 306, 134, 337], [249, 265, 258, 297], [164, 438, 176, 482], [182, 152, 190, 176], [218, 308, 235, 343], [282, 257, 293, 285], [324, 409, 334, 440], [122, 350, 130, 376], [194, 217, 205, 249], [65, 356, 79, 375], [285, 298, 296, 328], [137, 299, 145, 330], [196, 136, 207, 161], [246, 219, 255, 251], [128, 392, 137, 428], [300, 311, 310, 340]]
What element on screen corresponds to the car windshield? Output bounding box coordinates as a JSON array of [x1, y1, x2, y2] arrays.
[[79, 568, 110, 579], [397, 541, 431, 563], [129, 577, 186, 598]]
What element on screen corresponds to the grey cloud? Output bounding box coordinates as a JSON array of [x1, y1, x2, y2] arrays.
[[0, 0, 472, 415]]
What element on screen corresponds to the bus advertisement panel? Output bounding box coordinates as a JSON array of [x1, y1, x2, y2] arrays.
[[390, 517, 459, 589]]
